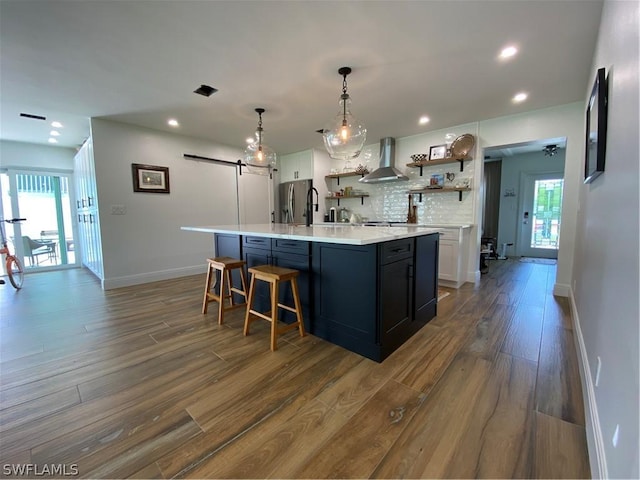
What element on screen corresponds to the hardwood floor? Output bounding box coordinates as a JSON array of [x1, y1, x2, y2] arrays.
[[0, 259, 590, 479]]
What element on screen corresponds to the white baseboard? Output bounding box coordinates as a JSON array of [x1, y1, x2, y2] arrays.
[[439, 278, 463, 289], [569, 288, 608, 479], [470, 269, 481, 284], [102, 265, 205, 290], [553, 282, 570, 297]]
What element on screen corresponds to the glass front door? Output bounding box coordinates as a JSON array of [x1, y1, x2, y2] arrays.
[[1, 171, 77, 271], [518, 173, 564, 259]]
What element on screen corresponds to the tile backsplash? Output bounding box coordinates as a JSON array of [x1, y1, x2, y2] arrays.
[[325, 148, 475, 225]]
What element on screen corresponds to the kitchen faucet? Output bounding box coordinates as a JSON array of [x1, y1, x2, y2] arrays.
[[306, 187, 319, 227]]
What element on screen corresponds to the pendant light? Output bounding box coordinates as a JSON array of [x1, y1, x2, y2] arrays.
[[322, 67, 367, 160], [244, 108, 276, 175]]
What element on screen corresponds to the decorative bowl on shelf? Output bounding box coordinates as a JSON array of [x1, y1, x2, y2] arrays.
[[410, 153, 428, 162], [354, 164, 369, 174]]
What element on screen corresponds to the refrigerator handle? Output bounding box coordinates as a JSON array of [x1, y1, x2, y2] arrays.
[[290, 183, 295, 220]]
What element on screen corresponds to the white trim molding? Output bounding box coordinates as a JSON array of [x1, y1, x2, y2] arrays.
[[553, 282, 570, 297], [570, 287, 608, 479], [102, 265, 204, 290]]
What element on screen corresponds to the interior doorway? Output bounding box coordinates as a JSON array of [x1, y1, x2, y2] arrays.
[[482, 137, 566, 260]]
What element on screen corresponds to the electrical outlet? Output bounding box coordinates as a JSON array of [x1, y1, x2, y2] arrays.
[[595, 356, 602, 387], [111, 205, 126, 215], [612, 424, 620, 447]]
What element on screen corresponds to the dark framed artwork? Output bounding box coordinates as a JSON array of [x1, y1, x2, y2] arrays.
[[584, 67, 608, 184], [429, 144, 447, 161], [132, 163, 170, 193]]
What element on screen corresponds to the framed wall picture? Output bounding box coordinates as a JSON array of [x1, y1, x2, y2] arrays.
[[132, 163, 170, 193], [584, 67, 608, 184], [429, 144, 447, 160]]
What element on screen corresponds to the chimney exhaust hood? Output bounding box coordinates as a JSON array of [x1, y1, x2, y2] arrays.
[[359, 137, 409, 183]]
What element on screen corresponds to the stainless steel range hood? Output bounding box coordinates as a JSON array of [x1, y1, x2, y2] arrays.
[[359, 137, 409, 183]]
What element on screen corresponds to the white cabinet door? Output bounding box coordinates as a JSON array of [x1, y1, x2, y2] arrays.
[[437, 227, 464, 286], [279, 150, 313, 183], [278, 155, 294, 183], [438, 240, 457, 281], [295, 151, 313, 180], [74, 139, 104, 279]]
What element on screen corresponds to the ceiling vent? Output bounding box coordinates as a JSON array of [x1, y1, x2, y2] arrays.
[[193, 84, 218, 97], [20, 113, 46, 121]]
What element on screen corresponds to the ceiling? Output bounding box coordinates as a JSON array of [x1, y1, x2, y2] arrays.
[[484, 137, 567, 160], [0, 1, 603, 156]]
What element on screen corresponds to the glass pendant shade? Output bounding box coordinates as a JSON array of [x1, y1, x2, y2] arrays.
[[323, 67, 367, 161], [244, 109, 276, 176], [323, 95, 367, 160]]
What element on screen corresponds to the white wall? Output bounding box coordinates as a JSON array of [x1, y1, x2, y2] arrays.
[[478, 102, 584, 295], [571, 0, 639, 477], [496, 150, 566, 253], [0, 140, 75, 171], [90, 118, 272, 289]]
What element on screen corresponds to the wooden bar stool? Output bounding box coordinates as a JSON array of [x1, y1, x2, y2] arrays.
[[202, 257, 248, 324], [243, 265, 306, 351]]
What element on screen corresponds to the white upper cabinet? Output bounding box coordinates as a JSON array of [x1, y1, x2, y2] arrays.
[[278, 150, 314, 183]]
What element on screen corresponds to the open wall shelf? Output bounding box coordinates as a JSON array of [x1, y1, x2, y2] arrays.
[[408, 187, 471, 202], [325, 194, 369, 206], [325, 171, 368, 185], [406, 156, 472, 175]]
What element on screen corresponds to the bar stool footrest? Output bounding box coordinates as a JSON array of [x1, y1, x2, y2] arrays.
[[247, 310, 273, 322], [277, 303, 297, 314]]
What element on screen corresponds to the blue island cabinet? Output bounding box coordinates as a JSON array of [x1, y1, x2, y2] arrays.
[[241, 236, 312, 332], [214, 232, 438, 362]]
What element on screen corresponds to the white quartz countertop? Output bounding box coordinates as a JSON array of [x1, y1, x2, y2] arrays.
[[316, 222, 473, 229], [181, 223, 442, 246]]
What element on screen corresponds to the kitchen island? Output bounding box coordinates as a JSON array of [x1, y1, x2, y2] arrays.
[[182, 224, 440, 362]]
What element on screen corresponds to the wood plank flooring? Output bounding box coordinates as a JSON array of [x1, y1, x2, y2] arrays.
[[0, 259, 590, 478]]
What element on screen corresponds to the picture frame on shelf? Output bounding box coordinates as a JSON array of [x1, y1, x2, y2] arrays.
[[429, 144, 447, 160], [132, 163, 170, 193], [584, 67, 608, 184], [429, 173, 444, 188]]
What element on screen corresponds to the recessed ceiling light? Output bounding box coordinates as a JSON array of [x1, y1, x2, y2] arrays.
[[50, 130, 60, 136], [419, 116, 430, 125], [167, 119, 179, 127], [512, 92, 528, 103], [499, 45, 518, 60], [51, 121, 63, 128], [48, 138, 58, 144]]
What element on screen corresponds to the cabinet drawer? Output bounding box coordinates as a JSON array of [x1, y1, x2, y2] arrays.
[[272, 238, 310, 255], [439, 228, 459, 241], [379, 238, 414, 264], [243, 236, 271, 250]]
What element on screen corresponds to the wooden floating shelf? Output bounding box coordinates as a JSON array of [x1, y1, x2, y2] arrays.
[[325, 171, 368, 185], [407, 187, 471, 202], [325, 194, 369, 206], [407, 156, 472, 174]]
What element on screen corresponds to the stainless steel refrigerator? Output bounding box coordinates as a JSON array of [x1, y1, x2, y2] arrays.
[[279, 179, 312, 224]]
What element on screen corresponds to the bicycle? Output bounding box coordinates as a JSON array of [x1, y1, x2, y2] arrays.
[[0, 218, 26, 289]]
